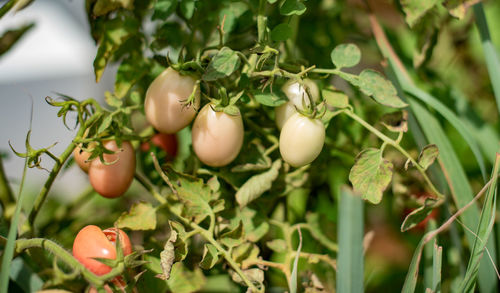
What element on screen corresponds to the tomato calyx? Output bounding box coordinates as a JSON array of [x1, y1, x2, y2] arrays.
[[208, 90, 245, 116]]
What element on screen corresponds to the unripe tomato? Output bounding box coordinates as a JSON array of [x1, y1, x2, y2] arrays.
[[279, 113, 325, 167], [73, 225, 132, 276], [145, 67, 200, 134], [275, 79, 319, 130], [192, 104, 244, 167], [140, 133, 178, 159], [88, 141, 136, 198], [73, 146, 91, 173]]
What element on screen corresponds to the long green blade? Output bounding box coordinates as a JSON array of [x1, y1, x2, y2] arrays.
[[336, 187, 364, 293], [458, 152, 499, 291], [474, 3, 500, 115]]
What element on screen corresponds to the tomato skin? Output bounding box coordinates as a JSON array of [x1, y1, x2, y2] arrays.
[[279, 113, 325, 167], [88, 141, 136, 198], [73, 225, 132, 276], [145, 67, 200, 134], [73, 142, 96, 173], [275, 79, 319, 130], [192, 104, 244, 167], [140, 133, 178, 159]]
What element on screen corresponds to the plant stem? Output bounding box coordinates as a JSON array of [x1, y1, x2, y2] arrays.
[[28, 113, 101, 234], [342, 109, 444, 200], [14, 238, 125, 288], [257, 0, 266, 44]]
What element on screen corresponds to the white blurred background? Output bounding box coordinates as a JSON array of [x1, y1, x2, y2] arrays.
[[0, 0, 116, 200]]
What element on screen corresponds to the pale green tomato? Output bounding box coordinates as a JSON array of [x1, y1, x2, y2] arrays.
[[279, 113, 325, 167], [145, 67, 200, 134], [275, 79, 319, 130], [192, 104, 244, 167]]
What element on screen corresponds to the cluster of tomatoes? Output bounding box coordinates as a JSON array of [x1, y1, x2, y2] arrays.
[[69, 67, 327, 289]]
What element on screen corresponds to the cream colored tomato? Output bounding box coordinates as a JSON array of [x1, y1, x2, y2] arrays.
[[275, 79, 319, 130], [279, 113, 325, 167], [192, 104, 244, 167], [88, 141, 136, 198], [145, 67, 200, 134]]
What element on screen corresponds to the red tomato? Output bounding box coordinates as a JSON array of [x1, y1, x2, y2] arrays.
[[88, 141, 136, 198], [140, 133, 178, 159], [73, 225, 132, 276]]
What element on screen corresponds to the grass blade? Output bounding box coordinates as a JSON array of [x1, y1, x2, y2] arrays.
[[432, 240, 443, 293], [424, 220, 437, 290], [336, 186, 364, 293], [474, 3, 500, 115], [368, 13, 498, 292], [458, 151, 499, 291], [289, 227, 302, 293]]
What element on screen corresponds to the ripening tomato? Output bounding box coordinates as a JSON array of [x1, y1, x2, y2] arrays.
[[88, 141, 136, 198], [279, 113, 325, 167], [192, 104, 244, 167], [140, 133, 178, 159], [73, 225, 132, 276], [73, 142, 96, 173], [275, 79, 320, 130], [145, 67, 200, 134]]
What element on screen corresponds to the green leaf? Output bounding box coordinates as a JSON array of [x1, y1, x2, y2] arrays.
[[166, 263, 206, 293], [322, 89, 349, 109], [203, 47, 241, 81], [417, 144, 439, 171], [266, 239, 287, 252], [358, 69, 408, 108], [402, 235, 427, 292], [152, 0, 178, 20], [349, 148, 393, 204], [271, 23, 292, 42], [280, 0, 306, 16], [253, 88, 288, 107], [93, 17, 139, 82], [336, 187, 364, 293], [236, 160, 282, 207], [380, 110, 408, 133], [160, 167, 221, 223], [104, 91, 123, 107], [231, 140, 272, 172], [230, 268, 264, 286], [330, 43, 361, 69], [267, 0, 279, 3], [115, 55, 148, 98], [223, 105, 240, 116], [444, 0, 477, 19], [220, 221, 244, 249], [400, 0, 443, 27], [0, 23, 34, 57], [401, 198, 437, 232], [116, 202, 157, 230], [9, 257, 43, 293], [180, 0, 196, 19], [169, 221, 188, 262], [458, 152, 499, 291], [92, 0, 134, 17], [199, 244, 219, 270], [235, 207, 270, 242]]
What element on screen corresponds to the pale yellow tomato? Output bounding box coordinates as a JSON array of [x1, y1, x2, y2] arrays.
[[275, 79, 320, 130], [88, 141, 136, 198], [145, 67, 200, 134], [191, 104, 244, 167], [279, 113, 325, 167]]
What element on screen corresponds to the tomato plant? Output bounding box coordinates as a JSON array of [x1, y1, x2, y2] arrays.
[[1, 0, 499, 293]]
